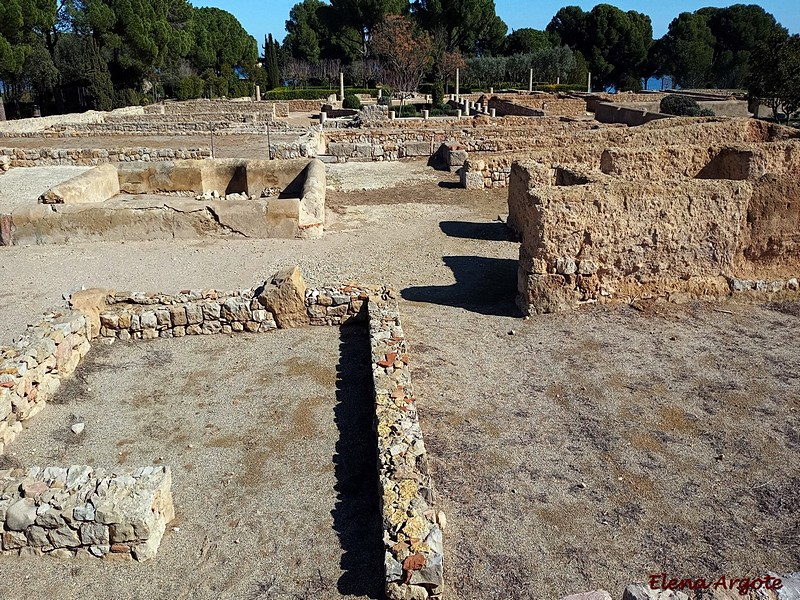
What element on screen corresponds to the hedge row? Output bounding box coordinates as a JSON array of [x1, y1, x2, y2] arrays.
[[261, 87, 378, 100]]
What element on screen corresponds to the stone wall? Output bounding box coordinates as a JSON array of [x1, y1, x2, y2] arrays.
[[0, 308, 92, 453], [5, 158, 326, 245], [145, 99, 289, 118], [600, 141, 800, 181], [369, 291, 444, 600], [594, 102, 671, 126], [0, 147, 211, 168], [487, 98, 543, 117], [0, 107, 144, 136], [1, 268, 441, 584], [0, 466, 173, 561], [509, 132, 800, 313], [460, 118, 800, 189]]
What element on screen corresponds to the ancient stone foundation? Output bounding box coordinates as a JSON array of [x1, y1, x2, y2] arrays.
[[1, 268, 442, 598], [2, 158, 326, 246], [508, 121, 800, 313], [0, 466, 173, 561]]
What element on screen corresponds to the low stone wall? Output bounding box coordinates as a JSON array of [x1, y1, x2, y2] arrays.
[[600, 141, 800, 181], [2, 268, 441, 582], [4, 158, 325, 245], [487, 98, 543, 117], [0, 308, 91, 453], [369, 292, 443, 600], [0, 147, 211, 168], [0, 107, 144, 136], [287, 99, 325, 113], [510, 160, 800, 314], [145, 99, 289, 118], [0, 466, 173, 560], [594, 102, 671, 126], [459, 118, 798, 189]]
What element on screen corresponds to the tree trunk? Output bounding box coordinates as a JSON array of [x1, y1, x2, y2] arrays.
[[0, 94, 6, 121]]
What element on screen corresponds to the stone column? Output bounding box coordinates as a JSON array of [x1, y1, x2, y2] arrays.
[[489, 87, 494, 95], [490, 108, 496, 117], [529, 69, 533, 92], [423, 109, 429, 120], [389, 110, 396, 120], [256, 85, 261, 102], [378, 88, 382, 99], [339, 72, 345, 102], [320, 112, 327, 123], [457, 109, 462, 118], [587, 72, 592, 93], [455, 68, 460, 102]]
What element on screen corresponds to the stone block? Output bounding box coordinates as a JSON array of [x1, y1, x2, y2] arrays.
[[257, 266, 310, 328]]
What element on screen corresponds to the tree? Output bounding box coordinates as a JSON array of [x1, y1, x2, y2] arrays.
[[329, 0, 408, 59], [547, 4, 652, 90], [264, 34, 280, 89], [653, 12, 715, 89], [371, 14, 431, 93], [411, 0, 506, 55], [284, 0, 324, 62], [748, 33, 800, 123], [503, 28, 551, 56], [701, 4, 787, 89]]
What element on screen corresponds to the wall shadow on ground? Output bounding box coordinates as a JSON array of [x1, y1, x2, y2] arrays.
[[440, 220, 514, 241], [332, 324, 384, 598], [401, 256, 521, 317]]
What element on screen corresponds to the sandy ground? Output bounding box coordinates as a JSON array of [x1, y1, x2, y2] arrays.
[[1, 327, 382, 600], [0, 159, 798, 599]]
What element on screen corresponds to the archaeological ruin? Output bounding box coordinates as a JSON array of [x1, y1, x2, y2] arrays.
[[1, 88, 798, 600]]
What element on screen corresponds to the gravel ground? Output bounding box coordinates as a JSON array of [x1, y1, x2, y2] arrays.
[[0, 166, 90, 213], [1, 160, 798, 599], [0, 327, 381, 600]]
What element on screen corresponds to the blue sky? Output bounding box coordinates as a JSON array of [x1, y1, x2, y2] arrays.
[[195, 0, 798, 44]]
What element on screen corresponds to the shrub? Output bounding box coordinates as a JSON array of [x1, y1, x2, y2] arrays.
[[659, 94, 714, 117], [343, 93, 362, 109], [432, 80, 444, 107], [113, 88, 140, 109], [177, 76, 205, 101], [397, 104, 419, 117]]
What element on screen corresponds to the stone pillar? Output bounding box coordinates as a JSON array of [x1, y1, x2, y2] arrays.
[[339, 72, 345, 101], [423, 109, 429, 120], [588, 72, 592, 93], [378, 88, 382, 99], [457, 109, 462, 118], [490, 108, 496, 117], [529, 69, 533, 92], [455, 68, 460, 102], [489, 87, 494, 95], [320, 111, 327, 124], [389, 110, 396, 120], [256, 85, 261, 102]]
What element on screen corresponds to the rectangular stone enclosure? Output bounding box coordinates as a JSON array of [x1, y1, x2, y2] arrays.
[[1, 158, 325, 246]]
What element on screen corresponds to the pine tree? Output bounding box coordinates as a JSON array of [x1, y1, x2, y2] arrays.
[[268, 34, 280, 88]]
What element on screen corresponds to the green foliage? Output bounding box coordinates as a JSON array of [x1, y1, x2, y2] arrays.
[[503, 28, 551, 55], [659, 94, 713, 116], [748, 33, 800, 123], [113, 88, 141, 109], [548, 4, 652, 90], [343, 93, 362, 109], [432, 80, 444, 106], [650, 5, 787, 90], [177, 75, 205, 100], [412, 0, 506, 55], [397, 104, 419, 117], [464, 47, 577, 88]]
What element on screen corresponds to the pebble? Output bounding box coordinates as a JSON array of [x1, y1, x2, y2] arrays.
[[71, 422, 85, 435]]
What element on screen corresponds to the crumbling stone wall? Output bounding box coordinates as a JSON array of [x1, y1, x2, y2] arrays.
[[0, 466, 173, 561], [0, 147, 212, 168], [461, 117, 800, 189], [509, 122, 800, 313]]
